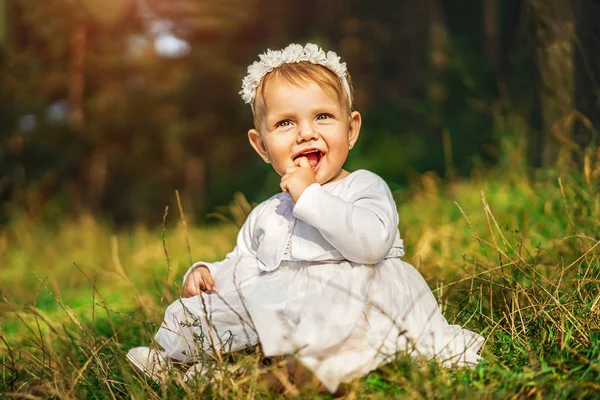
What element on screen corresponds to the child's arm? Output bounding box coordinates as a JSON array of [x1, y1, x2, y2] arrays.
[[293, 172, 398, 264], [181, 202, 263, 295]]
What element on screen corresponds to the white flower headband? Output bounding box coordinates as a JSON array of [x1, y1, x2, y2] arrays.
[[240, 43, 352, 112]]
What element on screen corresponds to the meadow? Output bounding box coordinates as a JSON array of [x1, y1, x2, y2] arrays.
[[1, 141, 599, 399]]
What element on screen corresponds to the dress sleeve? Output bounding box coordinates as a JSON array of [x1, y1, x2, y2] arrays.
[[292, 172, 398, 264], [182, 202, 262, 285]]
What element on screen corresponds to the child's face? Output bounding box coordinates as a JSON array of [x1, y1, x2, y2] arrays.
[[248, 78, 361, 185]]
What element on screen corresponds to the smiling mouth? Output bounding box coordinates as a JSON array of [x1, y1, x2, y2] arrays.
[[293, 149, 324, 172]]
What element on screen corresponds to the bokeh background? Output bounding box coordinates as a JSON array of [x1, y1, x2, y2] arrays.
[[1, 0, 597, 227]]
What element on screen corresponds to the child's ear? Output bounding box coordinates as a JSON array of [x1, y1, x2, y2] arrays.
[[248, 129, 270, 163], [347, 111, 362, 149]]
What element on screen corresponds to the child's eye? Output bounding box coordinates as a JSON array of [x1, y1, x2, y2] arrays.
[[316, 113, 332, 121], [275, 120, 291, 128]]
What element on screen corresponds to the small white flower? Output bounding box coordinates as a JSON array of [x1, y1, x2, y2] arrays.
[[282, 44, 304, 62], [259, 49, 284, 69], [300, 43, 320, 61], [247, 61, 263, 76], [325, 51, 343, 75]]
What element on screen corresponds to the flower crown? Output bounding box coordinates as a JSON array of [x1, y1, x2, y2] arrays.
[[240, 43, 352, 111]]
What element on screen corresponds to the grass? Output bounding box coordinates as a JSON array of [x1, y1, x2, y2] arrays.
[[1, 148, 599, 398]]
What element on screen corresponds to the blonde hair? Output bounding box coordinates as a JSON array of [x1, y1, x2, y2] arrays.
[[252, 61, 354, 129]]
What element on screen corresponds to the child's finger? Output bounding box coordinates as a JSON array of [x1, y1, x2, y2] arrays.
[[183, 282, 198, 298], [200, 270, 216, 293], [280, 180, 288, 193], [295, 157, 311, 169], [206, 275, 216, 292]]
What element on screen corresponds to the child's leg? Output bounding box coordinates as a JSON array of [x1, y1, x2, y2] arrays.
[[156, 261, 263, 362], [126, 346, 183, 383], [155, 285, 261, 363]]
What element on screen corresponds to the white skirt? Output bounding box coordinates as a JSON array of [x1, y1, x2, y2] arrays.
[[154, 256, 484, 392]]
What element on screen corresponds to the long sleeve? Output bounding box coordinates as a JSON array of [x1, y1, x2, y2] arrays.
[[292, 173, 398, 264], [182, 202, 263, 285]]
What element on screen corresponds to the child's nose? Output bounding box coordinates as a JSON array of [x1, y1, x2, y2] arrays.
[[297, 122, 318, 142]]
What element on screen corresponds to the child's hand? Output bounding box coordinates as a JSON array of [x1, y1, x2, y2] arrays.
[[182, 265, 216, 297], [280, 157, 317, 202]]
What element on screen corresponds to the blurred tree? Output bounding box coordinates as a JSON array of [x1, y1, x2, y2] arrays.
[[519, 0, 598, 168], [528, 0, 575, 166], [81, 0, 133, 25], [0, 0, 6, 48], [572, 0, 600, 157]]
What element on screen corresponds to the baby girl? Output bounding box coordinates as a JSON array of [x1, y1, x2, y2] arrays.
[[127, 43, 484, 393]]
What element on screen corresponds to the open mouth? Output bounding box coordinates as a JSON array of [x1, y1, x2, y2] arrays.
[[293, 148, 324, 172]]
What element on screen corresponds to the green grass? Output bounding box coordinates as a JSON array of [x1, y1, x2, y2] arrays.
[[1, 156, 599, 398]]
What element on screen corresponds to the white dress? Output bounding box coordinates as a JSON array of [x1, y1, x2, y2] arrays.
[[154, 170, 484, 392]]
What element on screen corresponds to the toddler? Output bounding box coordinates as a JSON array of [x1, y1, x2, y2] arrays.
[[127, 43, 484, 393]]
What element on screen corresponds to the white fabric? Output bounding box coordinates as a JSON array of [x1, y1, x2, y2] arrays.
[[155, 169, 484, 393]]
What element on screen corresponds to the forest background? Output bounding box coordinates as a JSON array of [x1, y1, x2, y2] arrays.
[[1, 0, 596, 225]]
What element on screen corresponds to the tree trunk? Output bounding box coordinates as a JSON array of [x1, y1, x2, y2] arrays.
[[572, 0, 600, 156], [0, 0, 7, 49], [68, 24, 86, 130], [529, 0, 575, 167], [522, 2, 545, 169]]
